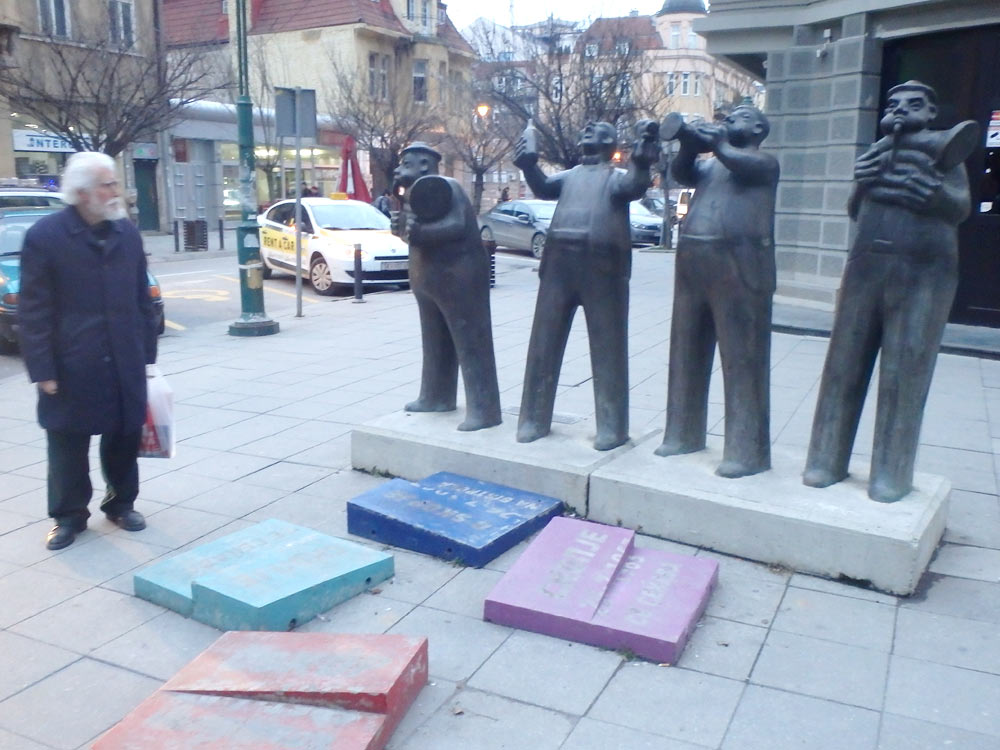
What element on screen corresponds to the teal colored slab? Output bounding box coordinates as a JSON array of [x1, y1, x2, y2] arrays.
[[134, 519, 304, 616], [134, 520, 394, 631]]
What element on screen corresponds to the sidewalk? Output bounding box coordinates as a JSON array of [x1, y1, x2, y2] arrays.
[[0, 251, 998, 749]]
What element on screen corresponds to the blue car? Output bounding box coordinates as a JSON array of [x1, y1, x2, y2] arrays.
[[0, 206, 165, 353]]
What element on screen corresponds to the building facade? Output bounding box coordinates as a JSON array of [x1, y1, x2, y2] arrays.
[[696, 0, 1000, 327]]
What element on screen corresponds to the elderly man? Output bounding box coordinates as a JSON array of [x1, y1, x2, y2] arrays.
[[19, 152, 158, 550]]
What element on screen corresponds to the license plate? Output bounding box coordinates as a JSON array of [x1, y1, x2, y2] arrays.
[[381, 261, 408, 271]]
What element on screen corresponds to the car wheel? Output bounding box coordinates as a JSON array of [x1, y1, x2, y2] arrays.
[[261, 261, 273, 279], [309, 255, 337, 296], [530, 232, 545, 259], [0, 335, 16, 355], [157, 312, 166, 335], [480, 226, 493, 242]]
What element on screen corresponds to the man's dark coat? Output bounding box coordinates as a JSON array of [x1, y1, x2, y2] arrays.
[[18, 207, 158, 434]]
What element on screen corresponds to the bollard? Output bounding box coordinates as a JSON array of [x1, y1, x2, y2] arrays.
[[219, 218, 225, 250], [352, 243, 364, 303], [173, 220, 180, 253]]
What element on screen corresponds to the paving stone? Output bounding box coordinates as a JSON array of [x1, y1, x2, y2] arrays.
[[929, 543, 1000, 582], [788, 573, 898, 605], [894, 608, 1000, 675], [383, 678, 458, 750], [885, 655, 1000, 737], [0, 567, 93, 628], [0, 519, 85, 566], [390, 688, 574, 750], [138, 471, 228, 505], [675, 616, 768, 681], [751, 630, 889, 709], [901, 573, 1000, 625], [31, 533, 171, 586], [0, 631, 78, 702], [240, 460, 333, 491], [944, 491, 1000, 549], [0, 728, 52, 750], [347, 473, 563, 567], [877, 713, 1000, 750], [0, 658, 159, 750], [245, 490, 351, 537], [590, 663, 743, 747], [468, 630, 622, 714], [388, 607, 510, 682], [88, 611, 222, 681], [182, 452, 277, 481], [297, 591, 414, 635], [178, 480, 289, 518], [423, 567, 505, 619], [0, 473, 44, 502], [11, 586, 163, 654], [375, 548, 461, 606], [115, 504, 233, 549], [135, 519, 394, 630], [561, 718, 710, 750], [485, 517, 718, 663], [701, 570, 787, 627], [771, 587, 896, 650], [722, 685, 880, 750]]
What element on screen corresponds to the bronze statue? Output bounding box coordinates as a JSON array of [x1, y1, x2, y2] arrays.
[[804, 81, 978, 502], [391, 143, 502, 431], [655, 105, 779, 478], [513, 120, 660, 451]]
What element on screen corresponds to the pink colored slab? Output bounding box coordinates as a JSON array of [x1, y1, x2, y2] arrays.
[[485, 517, 718, 662]]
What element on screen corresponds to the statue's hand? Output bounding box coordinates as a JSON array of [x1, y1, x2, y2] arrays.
[[876, 152, 943, 208], [390, 208, 410, 240], [854, 151, 887, 184], [407, 218, 424, 245], [695, 123, 725, 149], [513, 136, 538, 169]]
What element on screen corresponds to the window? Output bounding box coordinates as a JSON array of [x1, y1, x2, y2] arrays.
[[682, 23, 689, 48], [618, 73, 631, 103], [421, 0, 430, 29], [615, 39, 630, 56], [380, 55, 389, 99], [406, 0, 415, 20], [368, 53, 378, 97], [413, 59, 427, 103], [221, 0, 228, 13], [693, 73, 701, 97], [109, 0, 134, 48], [551, 74, 563, 103], [438, 61, 447, 104], [589, 73, 603, 99], [667, 72, 676, 96], [681, 72, 690, 96], [584, 42, 598, 58], [38, 0, 69, 38], [670, 23, 680, 49]]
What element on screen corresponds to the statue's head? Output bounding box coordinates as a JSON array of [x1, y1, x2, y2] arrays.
[[578, 121, 617, 162], [723, 105, 770, 147], [393, 142, 441, 189], [882, 80, 938, 136]]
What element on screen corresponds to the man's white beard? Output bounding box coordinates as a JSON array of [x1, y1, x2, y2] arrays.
[[101, 197, 128, 221]]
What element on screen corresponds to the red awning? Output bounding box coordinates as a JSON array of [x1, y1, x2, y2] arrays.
[[336, 135, 372, 203]]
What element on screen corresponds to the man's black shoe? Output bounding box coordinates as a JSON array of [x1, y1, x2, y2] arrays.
[[106, 509, 146, 531], [45, 518, 86, 551]]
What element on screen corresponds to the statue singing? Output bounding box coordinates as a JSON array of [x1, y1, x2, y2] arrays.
[[655, 104, 779, 478], [804, 81, 978, 502], [391, 142, 502, 432], [513, 120, 660, 451]]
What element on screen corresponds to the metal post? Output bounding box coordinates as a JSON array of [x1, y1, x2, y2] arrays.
[[229, 0, 278, 337], [173, 220, 179, 253], [352, 243, 364, 302], [219, 218, 224, 250], [294, 88, 303, 319]]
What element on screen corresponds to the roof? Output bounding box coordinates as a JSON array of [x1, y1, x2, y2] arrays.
[[436, 12, 476, 56], [162, 0, 229, 46], [250, 0, 408, 36], [578, 16, 662, 53], [657, 0, 707, 14]]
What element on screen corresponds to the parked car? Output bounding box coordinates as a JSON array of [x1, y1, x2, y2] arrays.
[[0, 187, 65, 209], [629, 201, 663, 246], [0, 206, 165, 353], [479, 199, 556, 259], [638, 193, 678, 225], [257, 197, 408, 294]]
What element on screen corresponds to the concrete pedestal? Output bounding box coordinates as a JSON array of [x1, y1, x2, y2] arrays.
[[588, 439, 949, 595], [351, 410, 653, 515]]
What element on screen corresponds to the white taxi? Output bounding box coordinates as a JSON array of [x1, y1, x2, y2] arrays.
[[257, 197, 409, 294]]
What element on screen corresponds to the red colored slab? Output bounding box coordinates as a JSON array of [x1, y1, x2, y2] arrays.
[[95, 633, 428, 750], [92, 691, 385, 750], [164, 632, 427, 724]]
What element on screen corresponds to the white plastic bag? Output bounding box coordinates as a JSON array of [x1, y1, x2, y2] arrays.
[[139, 365, 175, 458]]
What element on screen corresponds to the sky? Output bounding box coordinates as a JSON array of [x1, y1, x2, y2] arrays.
[[446, 1, 667, 32]]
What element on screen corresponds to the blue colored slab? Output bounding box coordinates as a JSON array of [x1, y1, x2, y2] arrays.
[[347, 472, 563, 567], [134, 520, 394, 631]]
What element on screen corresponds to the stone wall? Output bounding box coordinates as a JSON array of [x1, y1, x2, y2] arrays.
[[764, 14, 880, 308]]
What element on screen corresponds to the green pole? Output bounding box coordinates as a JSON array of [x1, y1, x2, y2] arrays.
[[229, 0, 279, 337]]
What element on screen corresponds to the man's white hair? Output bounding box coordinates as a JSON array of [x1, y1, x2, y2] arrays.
[[61, 152, 116, 206]]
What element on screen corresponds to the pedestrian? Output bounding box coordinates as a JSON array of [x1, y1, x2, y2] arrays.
[[500, 186, 510, 202], [373, 189, 392, 217], [18, 152, 159, 550]]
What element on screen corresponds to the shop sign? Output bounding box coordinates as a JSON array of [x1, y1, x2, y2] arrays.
[[132, 142, 159, 159], [12, 129, 88, 153], [988, 110, 1000, 148]]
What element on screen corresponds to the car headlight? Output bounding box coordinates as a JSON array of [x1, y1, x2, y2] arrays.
[[328, 243, 369, 261]]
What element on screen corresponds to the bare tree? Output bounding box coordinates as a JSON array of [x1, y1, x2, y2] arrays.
[[246, 36, 285, 202], [0, 25, 220, 157], [440, 80, 511, 213], [480, 19, 671, 169], [324, 50, 441, 194]]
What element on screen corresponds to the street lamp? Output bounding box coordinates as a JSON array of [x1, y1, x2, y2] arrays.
[[476, 103, 491, 119], [228, 0, 279, 337]]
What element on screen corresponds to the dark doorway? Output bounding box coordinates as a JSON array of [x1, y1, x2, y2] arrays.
[[134, 160, 160, 232], [883, 25, 1000, 327]]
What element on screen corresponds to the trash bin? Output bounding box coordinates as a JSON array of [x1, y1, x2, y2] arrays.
[[182, 219, 208, 251]]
